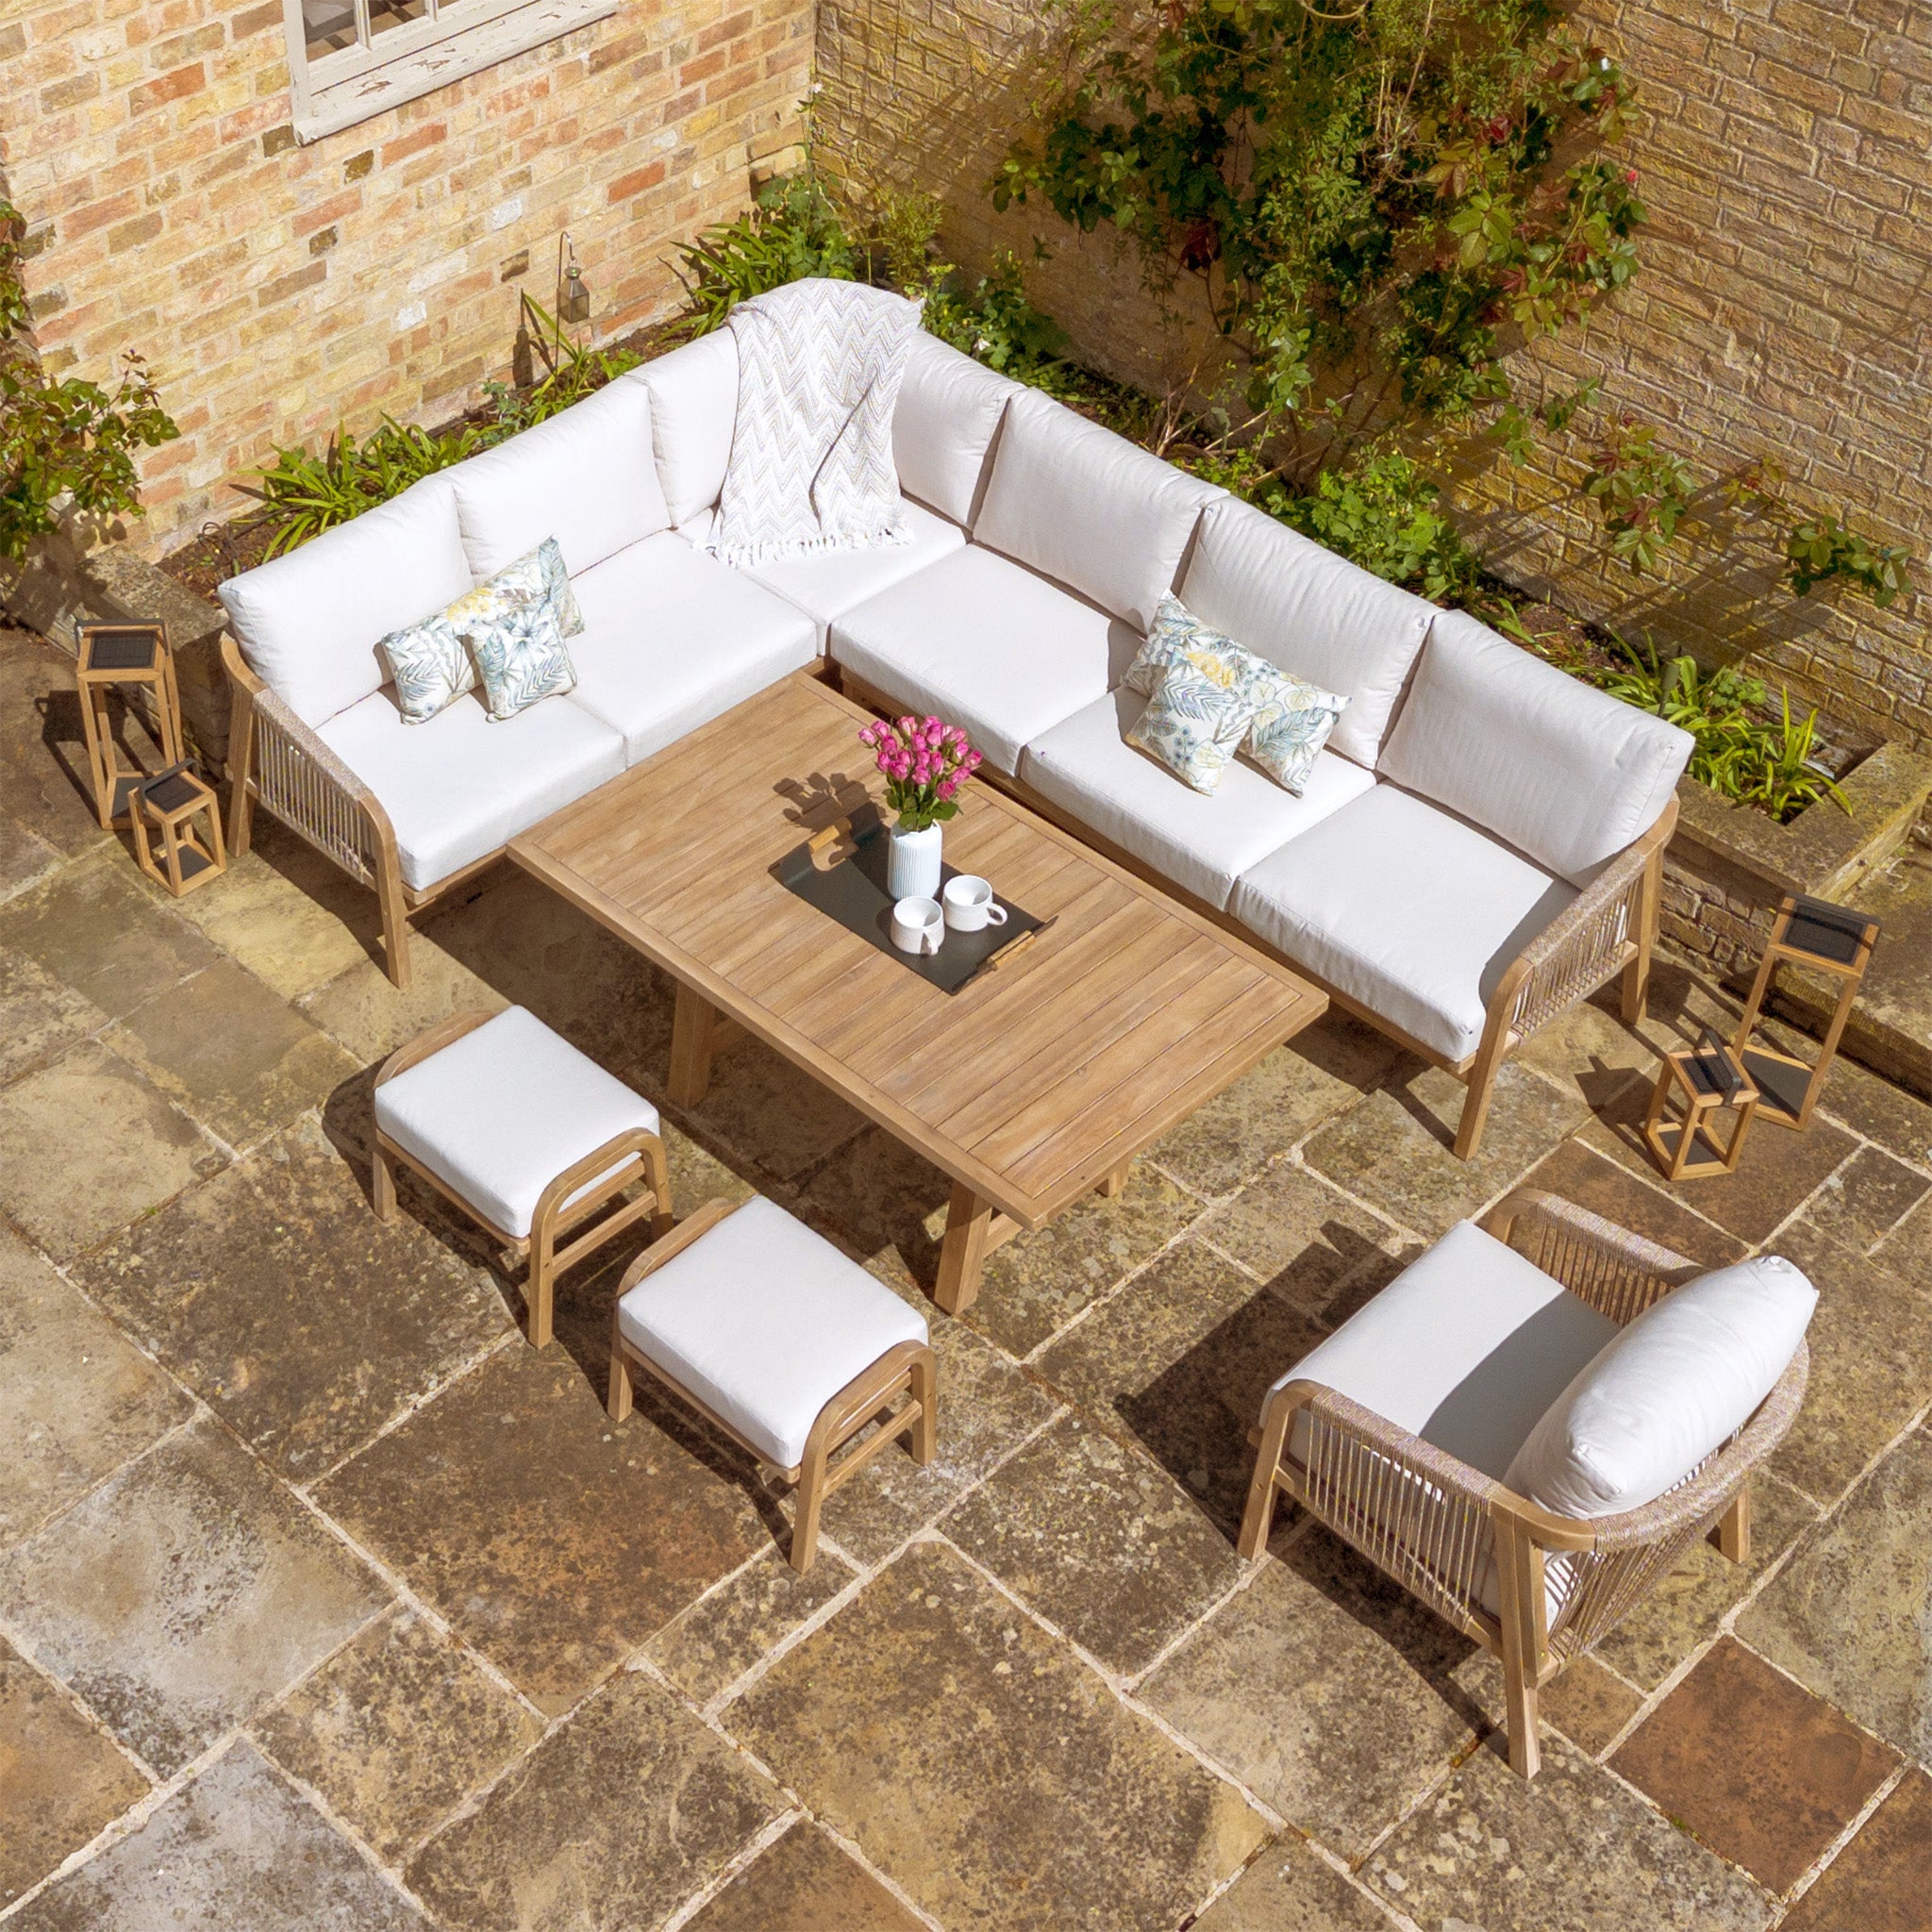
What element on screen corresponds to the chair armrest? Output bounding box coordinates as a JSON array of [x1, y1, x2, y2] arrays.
[[223, 631, 396, 891], [1481, 1188, 1700, 1324]]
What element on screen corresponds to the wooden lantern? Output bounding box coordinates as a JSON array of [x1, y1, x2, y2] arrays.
[[131, 764, 226, 897], [1642, 1034, 1760, 1181], [1730, 894, 1880, 1131], [75, 622, 183, 828]]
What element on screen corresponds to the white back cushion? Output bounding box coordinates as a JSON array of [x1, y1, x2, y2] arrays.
[[891, 331, 1023, 525], [972, 388, 1224, 632], [1506, 1255, 1816, 1520], [218, 474, 471, 728], [1377, 608, 1693, 883], [450, 376, 668, 582], [625, 331, 739, 526], [1180, 496, 1436, 767]]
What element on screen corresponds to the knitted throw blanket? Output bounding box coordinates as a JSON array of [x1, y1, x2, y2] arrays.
[[708, 276, 921, 565]]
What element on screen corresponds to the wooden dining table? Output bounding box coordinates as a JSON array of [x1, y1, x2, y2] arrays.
[[508, 673, 1326, 1313]]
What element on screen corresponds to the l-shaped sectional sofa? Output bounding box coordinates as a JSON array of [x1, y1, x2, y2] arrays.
[[220, 314, 1692, 1158]]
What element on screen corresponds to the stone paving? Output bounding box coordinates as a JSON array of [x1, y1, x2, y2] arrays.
[[2, 622, 1929, 1930]]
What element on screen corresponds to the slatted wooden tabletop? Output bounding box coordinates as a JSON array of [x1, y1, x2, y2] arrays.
[[510, 674, 1324, 1239]]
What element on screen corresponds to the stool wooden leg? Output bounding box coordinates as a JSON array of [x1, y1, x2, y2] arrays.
[[907, 1347, 937, 1465], [525, 1229, 556, 1350], [640, 1134, 675, 1241], [372, 1144, 396, 1222], [790, 1445, 827, 1574], [607, 1312, 634, 1423]]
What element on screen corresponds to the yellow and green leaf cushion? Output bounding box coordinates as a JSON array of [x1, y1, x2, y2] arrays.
[[1125, 639, 1267, 792]]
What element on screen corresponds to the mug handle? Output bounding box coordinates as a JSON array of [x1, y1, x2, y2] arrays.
[[984, 904, 1008, 926], [923, 928, 942, 955]]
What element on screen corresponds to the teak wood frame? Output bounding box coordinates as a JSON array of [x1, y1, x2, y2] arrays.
[[371, 1009, 674, 1348], [77, 620, 185, 827], [131, 768, 227, 898], [1641, 1044, 1760, 1180], [605, 1197, 938, 1572], [838, 666, 1674, 1164], [1236, 1190, 1807, 1779]]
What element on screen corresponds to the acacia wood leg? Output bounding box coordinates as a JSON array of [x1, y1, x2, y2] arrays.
[[1097, 1163, 1130, 1198], [669, 983, 721, 1108], [1237, 1391, 1295, 1560], [525, 1217, 556, 1349], [1496, 1523, 1544, 1780], [791, 1447, 826, 1573], [371, 1144, 396, 1222], [607, 1317, 634, 1422], [376, 868, 412, 991], [935, 1181, 993, 1316], [640, 1134, 675, 1240], [907, 1348, 937, 1464], [1453, 1061, 1502, 1161], [1716, 1484, 1751, 1563], [1623, 848, 1661, 1024]]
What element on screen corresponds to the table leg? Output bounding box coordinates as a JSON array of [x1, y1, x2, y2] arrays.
[[935, 1179, 993, 1316], [1096, 1162, 1130, 1199], [669, 984, 720, 1108]]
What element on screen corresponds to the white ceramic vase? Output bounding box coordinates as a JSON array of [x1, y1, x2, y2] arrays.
[[887, 822, 942, 901]]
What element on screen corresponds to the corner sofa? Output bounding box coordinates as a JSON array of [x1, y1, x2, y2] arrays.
[[220, 321, 1691, 1159]]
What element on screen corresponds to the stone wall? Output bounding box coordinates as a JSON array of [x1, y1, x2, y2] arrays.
[[0, 0, 812, 555], [815, 0, 1932, 755]]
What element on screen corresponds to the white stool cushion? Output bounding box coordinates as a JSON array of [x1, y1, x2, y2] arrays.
[[375, 1006, 660, 1240], [1505, 1255, 1815, 1520], [616, 1194, 929, 1470]]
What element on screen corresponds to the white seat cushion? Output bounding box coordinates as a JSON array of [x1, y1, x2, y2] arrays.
[[450, 376, 670, 582], [617, 1194, 930, 1469], [565, 533, 819, 764], [625, 333, 738, 526], [971, 388, 1224, 631], [1228, 783, 1576, 1064], [316, 685, 624, 892], [1019, 690, 1376, 910], [1273, 1220, 1620, 1484], [1507, 1255, 1815, 1520], [1179, 496, 1437, 768], [1377, 609, 1692, 884], [220, 474, 472, 729], [682, 499, 966, 644], [375, 1006, 662, 1239], [892, 330, 1024, 525], [829, 544, 1136, 774]]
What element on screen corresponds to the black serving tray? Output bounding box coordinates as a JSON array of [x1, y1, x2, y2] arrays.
[[773, 808, 1046, 994]]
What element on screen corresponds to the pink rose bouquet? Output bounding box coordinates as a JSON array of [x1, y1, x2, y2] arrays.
[[858, 713, 983, 832]]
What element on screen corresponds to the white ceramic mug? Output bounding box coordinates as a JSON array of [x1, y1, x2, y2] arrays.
[[942, 874, 1008, 934], [891, 896, 944, 956]]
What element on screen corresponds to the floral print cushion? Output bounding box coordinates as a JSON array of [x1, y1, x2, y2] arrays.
[[376, 537, 581, 725], [1122, 591, 1348, 795], [1125, 641, 1266, 793], [465, 594, 577, 721]]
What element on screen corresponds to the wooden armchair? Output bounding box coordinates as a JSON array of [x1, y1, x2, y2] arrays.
[[1238, 1189, 1808, 1778]]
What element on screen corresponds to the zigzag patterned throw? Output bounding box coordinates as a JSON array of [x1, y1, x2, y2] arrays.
[[708, 275, 921, 566]]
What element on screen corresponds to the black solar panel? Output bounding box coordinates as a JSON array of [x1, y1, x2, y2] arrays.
[[83, 626, 161, 673]]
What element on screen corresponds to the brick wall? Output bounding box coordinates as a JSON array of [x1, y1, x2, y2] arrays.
[[0, 0, 812, 555], [815, 0, 1932, 754]]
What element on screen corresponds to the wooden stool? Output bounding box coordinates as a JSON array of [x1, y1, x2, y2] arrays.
[[373, 1007, 673, 1348], [1732, 894, 1881, 1132], [75, 622, 183, 828], [1642, 1036, 1760, 1181], [608, 1194, 936, 1572], [131, 764, 226, 897]]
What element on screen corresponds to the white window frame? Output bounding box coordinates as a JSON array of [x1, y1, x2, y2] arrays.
[[283, 0, 616, 143]]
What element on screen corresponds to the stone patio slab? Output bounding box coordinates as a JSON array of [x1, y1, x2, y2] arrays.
[[78, 1116, 511, 1482], [1738, 1425, 1932, 1762], [0, 1040, 219, 1258], [0, 945, 103, 1087], [1141, 1529, 1482, 1859], [1517, 1136, 1747, 1269], [1801, 1143, 1931, 1253], [0, 810, 62, 902], [943, 1410, 1247, 1676], [406, 1667, 782, 1932], [313, 1343, 767, 1712], [1365, 1732, 1773, 1932], [0, 635, 119, 859], [730, 1540, 1269, 1932], [1034, 1240, 1325, 1539], [1762, 1219, 1932, 1505], [644, 1545, 858, 1708], [1302, 1061, 1591, 1240], [0, 1636, 148, 1909], [683, 1823, 925, 1932], [0, 1418, 388, 1776], [297, 923, 508, 1064], [1190, 1835, 1398, 1931], [0, 1227, 192, 1550], [104, 958, 358, 1149], [1778, 1767, 1932, 1932], [1511, 989, 1659, 1113], [6, 1740, 427, 1932], [0, 852, 219, 1021], [251, 1607, 543, 1862], [1146, 1012, 1404, 1198], [1610, 1638, 1899, 1893]]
